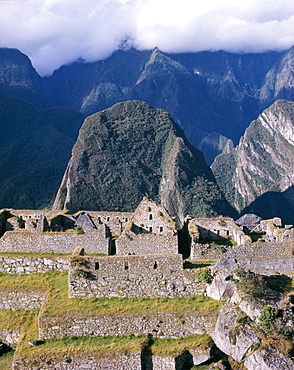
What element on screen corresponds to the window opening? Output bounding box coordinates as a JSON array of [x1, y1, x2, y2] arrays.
[[124, 261, 129, 270], [95, 262, 100, 270]]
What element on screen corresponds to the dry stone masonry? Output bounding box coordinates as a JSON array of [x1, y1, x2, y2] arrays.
[[1, 198, 294, 369], [68, 254, 205, 299]]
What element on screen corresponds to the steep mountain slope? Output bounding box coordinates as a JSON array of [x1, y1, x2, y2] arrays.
[[53, 100, 235, 222], [260, 46, 294, 106], [0, 91, 85, 209], [211, 99, 294, 223], [0, 48, 52, 108]]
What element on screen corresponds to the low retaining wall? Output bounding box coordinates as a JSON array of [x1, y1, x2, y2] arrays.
[[13, 352, 142, 370], [38, 311, 218, 339], [0, 256, 69, 274], [0, 328, 20, 346], [12, 351, 201, 370], [0, 231, 109, 254], [0, 289, 46, 310]]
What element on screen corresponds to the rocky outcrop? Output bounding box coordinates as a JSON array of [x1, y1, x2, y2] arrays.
[[206, 257, 238, 301], [206, 258, 294, 370], [212, 99, 294, 224], [53, 100, 234, 222], [212, 305, 260, 362], [244, 346, 294, 370]]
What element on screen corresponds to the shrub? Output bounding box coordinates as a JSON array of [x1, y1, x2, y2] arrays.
[[258, 306, 278, 334], [196, 268, 213, 284], [69, 256, 87, 267], [235, 268, 267, 300], [74, 226, 84, 234]]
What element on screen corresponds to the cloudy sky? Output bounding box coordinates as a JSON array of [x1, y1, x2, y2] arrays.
[[0, 0, 294, 76]]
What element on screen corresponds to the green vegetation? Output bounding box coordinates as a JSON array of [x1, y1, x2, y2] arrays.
[[235, 268, 267, 300], [55, 100, 235, 219], [183, 260, 216, 269], [264, 274, 294, 295], [74, 225, 84, 234], [150, 334, 213, 356], [196, 268, 213, 284], [248, 231, 265, 243], [258, 306, 279, 334], [0, 350, 14, 370]]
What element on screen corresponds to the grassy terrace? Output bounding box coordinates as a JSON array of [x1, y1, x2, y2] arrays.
[[0, 270, 221, 364], [0, 272, 223, 317]]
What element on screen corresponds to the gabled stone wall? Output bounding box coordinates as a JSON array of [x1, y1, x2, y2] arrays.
[[69, 254, 205, 299]]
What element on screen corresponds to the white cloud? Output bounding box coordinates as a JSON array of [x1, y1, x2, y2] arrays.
[[0, 0, 294, 75]]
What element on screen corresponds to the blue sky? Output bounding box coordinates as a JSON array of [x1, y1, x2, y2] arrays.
[[1, 0, 294, 76]]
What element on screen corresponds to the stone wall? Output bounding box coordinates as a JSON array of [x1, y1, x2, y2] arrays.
[[69, 254, 205, 299], [38, 311, 218, 339], [0, 256, 69, 274], [116, 233, 178, 255], [191, 241, 294, 274], [0, 289, 46, 310], [131, 198, 176, 236], [12, 351, 203, 370], [189, 217, 249, 246], [0, 328, 20, 346], [0, 231, 109, 254], [13, 352, 142, 370]]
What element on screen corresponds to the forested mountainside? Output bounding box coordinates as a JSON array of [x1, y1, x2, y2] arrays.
[[53, 100, 235, 223], [0, 91, 85, 209], [212, 100, 294, 224]]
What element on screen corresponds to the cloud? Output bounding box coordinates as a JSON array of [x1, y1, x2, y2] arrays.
[[0, 0, 294, 75]]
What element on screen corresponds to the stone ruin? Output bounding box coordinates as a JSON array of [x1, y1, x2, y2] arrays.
[[1, 199, 294, 369]]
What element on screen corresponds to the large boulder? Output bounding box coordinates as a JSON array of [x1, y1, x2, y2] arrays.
[[207, 257, 239, 300], [212, 305, 260, 362], [244, 346, 294, 370]]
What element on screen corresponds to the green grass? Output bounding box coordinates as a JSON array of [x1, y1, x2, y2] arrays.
[[0, 310, 38, 331], [0, 272, 223, 318], [184, 260, 216, 269], [248, 231, 265, 243], [150, 334, 213, 356], [0, 350, 15, 370], [16, 335, 146, 361], [0, 252, 72, 258]]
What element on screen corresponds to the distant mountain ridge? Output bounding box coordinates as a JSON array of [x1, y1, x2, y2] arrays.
[[0, 46, 289, 163]]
